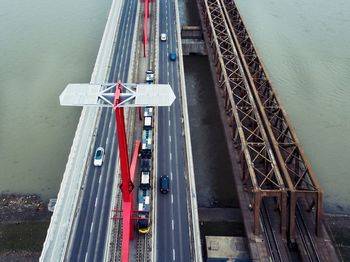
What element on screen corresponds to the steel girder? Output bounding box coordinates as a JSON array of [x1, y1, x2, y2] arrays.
[[201, 0, 288, 236], [220, 0, 323, 239]]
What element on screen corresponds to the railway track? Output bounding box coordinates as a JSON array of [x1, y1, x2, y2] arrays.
[[296, 204, 321, 262], [260, 200, 284, 262], [136, 233, 152, 262], [109, 192, 123, 262]]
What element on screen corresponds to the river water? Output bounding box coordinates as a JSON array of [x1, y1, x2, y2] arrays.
[[234, 0, 350, 213], [180, 0, 350, 213], [0, 0, 112, 200], [1, 0, 349, 213]]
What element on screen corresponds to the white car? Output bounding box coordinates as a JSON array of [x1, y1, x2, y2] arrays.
[[94, 147, 104, 166], [160, 33, 167, 41]]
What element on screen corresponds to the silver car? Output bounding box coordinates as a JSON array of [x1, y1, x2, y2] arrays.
[[93, 147, 104, 166]]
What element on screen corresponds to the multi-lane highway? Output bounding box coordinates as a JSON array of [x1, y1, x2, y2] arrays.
[[157, 0, 191, 260], [67, 0, 138, 261]]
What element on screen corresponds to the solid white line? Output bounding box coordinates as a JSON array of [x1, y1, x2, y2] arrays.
[[172, 219, 174, 230], [171, 194, 174, 204], [173, 249, 175, 261], [90, 222, 94, 233], [94, 197, 98, 207]]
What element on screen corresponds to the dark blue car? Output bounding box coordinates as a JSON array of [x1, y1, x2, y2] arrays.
[[169, 52, 176, 61], [160, 176, 169, 194]]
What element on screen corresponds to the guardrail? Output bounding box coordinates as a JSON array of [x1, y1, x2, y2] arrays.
[[174, 0, 203, 260]]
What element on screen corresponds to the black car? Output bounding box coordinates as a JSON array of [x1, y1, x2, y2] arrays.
[[160, 176, 169, 194], [145, 69, 154, 83]]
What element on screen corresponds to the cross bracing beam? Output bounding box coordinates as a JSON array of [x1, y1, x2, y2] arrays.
[[201, 0, 288, 236], [220, 0, 323, 239], [59, 83, 176, 108]]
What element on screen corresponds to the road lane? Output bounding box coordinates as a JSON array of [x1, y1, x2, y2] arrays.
[[68, 0, 138, 260], [157, 0, 191, 260]]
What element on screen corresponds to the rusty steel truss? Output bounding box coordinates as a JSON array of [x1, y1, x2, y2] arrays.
[[220, 0, 323, 239], [200, 0, 288, 236]]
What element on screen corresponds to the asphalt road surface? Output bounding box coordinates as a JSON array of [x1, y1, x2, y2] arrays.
[[68, 0, 138, 261], [156, 0, 191, 260]]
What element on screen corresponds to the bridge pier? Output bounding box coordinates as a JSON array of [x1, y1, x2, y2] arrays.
[[181, 25, 207, 55]]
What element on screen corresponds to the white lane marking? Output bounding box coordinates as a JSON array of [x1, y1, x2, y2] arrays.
[[90, 222, 94, 233], [168, 107, 170, 113], [171, 194, 174, 204], [173, 249, 175, 261], [169, 135, 171, 143], [85, 252, 88, 262], [168, 120, 171, 126], [170, 152, 172, 161], [167, 71, 170, 77], [98, 175, 102, 184], [94, 197, 98, 207], [172, 219, 174, 231], [170, 171, 173, 181]]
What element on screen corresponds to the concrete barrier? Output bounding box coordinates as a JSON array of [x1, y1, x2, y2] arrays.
[[174, 0, 203, 261]]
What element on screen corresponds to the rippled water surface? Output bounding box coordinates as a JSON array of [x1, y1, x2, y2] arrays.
[[0, 0, 112, 200], [235, 0, 350, 213]]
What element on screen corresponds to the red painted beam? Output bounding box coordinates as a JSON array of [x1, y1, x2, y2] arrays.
[[121, 201, 132, 262], [114, 81, 133, 202], [113, 82, 142, 262], [130, 140, 141, 183]]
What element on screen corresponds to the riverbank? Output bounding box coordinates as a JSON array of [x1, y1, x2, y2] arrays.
[[325, 213, 350, 260], [0, 194, 51, 261], [0, 196, 350, 261]]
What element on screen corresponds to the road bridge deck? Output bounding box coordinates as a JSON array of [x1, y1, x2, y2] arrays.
[[41, 0, 202, 260]]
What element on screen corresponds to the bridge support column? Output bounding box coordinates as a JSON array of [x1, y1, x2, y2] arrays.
[[253, 191, 262, 235]]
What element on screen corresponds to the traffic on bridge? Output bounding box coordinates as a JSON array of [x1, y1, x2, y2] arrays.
[[40, 0, 341, 261]]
